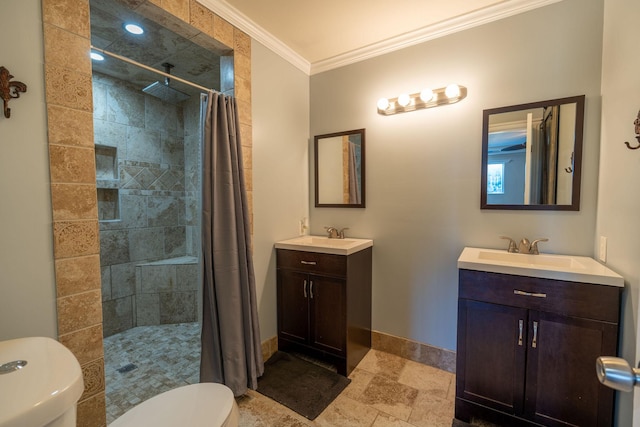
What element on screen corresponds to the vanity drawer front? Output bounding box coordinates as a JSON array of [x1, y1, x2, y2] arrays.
[[459, 269, 620, 323], [277, 249, 347, 277]]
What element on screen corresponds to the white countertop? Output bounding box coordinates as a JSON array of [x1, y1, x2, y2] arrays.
[[458, 247, 624, 287], [275, 235, 373, 255]]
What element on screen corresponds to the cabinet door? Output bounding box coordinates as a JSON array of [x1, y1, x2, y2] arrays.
[[524, 311, 617, 427], [310, 275, 346, 355], [277, 269, 310, 344], [457, 300, 528, 414]]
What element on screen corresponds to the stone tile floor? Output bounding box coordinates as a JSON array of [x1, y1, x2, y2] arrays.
[[104, 323, 456, 426]]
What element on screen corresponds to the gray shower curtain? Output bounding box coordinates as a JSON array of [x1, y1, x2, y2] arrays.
[[199, 91, 263, 396], [348, 141, 361, 204]]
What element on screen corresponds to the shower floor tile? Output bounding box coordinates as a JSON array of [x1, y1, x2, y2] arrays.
[[103, 322, 201, 424]]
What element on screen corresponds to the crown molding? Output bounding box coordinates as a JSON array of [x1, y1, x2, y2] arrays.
[[197, 0, 563, 76], [310, 0, 563, 75], [196, 0, 311, 74]]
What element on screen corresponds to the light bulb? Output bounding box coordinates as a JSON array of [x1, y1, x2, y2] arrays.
[[445, 84, 461, 99], [377, 97, 390, 110], [124, 23, 144, 35], [398, 93, 411, 107], [420, 89, 434, 103], [90, 52, 104, 61]]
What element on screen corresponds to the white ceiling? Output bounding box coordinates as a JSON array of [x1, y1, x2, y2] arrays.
[[197, 0, 563, 74]]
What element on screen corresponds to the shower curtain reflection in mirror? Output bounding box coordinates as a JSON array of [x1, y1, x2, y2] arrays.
[[315, 130, 365, 207], [485, 103, 576, 206]]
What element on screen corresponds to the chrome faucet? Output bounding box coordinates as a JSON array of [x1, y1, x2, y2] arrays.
[[518, 238, 531, 254], [500, 236, 548, 254], [325, 226, 349, 239], [325, 227, 339, 238], [529, 238, 549, 255], [500, 236, 518, 253]]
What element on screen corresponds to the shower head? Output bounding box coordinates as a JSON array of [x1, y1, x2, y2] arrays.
[[142, 62, 190, 105], [142, 81, 190, 104]]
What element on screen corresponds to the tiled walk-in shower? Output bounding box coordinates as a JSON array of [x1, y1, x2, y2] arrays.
[[94, 72, 203, 337]]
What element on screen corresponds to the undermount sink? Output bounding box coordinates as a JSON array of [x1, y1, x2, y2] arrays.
[[458, 247, 623, 287], [477, 250, 586, 269], [275, 235, 373, 255]]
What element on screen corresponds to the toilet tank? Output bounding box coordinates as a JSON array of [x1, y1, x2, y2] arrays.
[[0, 337, 84, 427]]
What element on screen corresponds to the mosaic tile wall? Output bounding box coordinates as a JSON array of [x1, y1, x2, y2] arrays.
[[43, 0, 252, 425]]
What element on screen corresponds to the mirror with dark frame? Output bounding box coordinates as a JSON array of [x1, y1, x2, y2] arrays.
[[314, 129, 366, 208], [481, 95, 585, 211]]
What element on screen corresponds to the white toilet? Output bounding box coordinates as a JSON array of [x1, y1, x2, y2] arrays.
[[0, 337, 238, 427], [0, 337, 84, 427], [109, 383, 239, 427]]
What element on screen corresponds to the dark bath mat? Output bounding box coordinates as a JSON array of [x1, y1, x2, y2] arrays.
[[257, 351, 350, 420]]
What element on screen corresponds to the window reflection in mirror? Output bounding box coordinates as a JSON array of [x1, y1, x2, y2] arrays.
[[481, 95, 585, 211], [315, 129, 365, 208]]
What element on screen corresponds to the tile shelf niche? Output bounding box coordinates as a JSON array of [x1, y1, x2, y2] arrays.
[[95, 144, 120, 221]]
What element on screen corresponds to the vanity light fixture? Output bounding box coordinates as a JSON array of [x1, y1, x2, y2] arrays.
[[377, 84, 467, 115], [420, 89, 434, 103], [397, 93, 411, 107], [445, 83, 461, 98], [124, 23, 144, 35], [377, 97, 390, 110]]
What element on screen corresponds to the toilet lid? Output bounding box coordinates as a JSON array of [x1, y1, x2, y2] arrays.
[[110, 383, 234, 427]]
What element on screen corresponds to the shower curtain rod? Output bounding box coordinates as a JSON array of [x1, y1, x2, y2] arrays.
[[90, 46, 219, 94]]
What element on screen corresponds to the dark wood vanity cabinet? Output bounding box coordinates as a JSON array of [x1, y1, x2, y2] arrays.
[[456, 269, 621, 427], [276, 247, 372, 376]]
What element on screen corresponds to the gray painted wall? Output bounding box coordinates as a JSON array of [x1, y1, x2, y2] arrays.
[[309, 0, 604, 351], [251, 41, 310, 342], [597, 0, 640, 424], [0, 0, 57, 341]]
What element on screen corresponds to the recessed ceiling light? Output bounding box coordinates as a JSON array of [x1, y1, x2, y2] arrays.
[[124, 23, 144, 35], [90, 52, 104, 61]]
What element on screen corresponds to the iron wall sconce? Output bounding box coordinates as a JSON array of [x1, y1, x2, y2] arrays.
[[1, 66, 28, 119], [377, 84, 467, 115]]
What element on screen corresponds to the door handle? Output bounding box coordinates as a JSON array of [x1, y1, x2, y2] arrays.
[[518, 319, 523, 346], [532, 321, 538, 348], [303, 280, 307, 298], [596, 357, 640, 392]]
